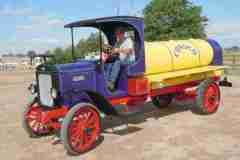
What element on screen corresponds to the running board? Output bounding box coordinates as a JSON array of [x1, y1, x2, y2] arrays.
[[113, 104, 142, 117]]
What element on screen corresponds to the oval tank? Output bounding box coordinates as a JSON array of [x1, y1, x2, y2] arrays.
[[144, 39, 215, 75]]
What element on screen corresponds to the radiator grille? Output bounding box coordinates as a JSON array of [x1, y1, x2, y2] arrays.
[[38, 74, 54, 107]]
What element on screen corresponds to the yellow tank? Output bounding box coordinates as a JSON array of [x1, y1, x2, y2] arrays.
[[145, 39, 214, 75]]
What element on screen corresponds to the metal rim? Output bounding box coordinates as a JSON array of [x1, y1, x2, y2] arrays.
[[25, 103, 51, 134], [68, 106, 100, 153], [203, 83, 220, 113]]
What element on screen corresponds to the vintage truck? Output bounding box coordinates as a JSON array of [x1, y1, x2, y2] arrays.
[[22, 16, 231, 155]]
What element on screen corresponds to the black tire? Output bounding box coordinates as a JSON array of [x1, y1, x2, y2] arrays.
[[22, 98, 52, 138], [193, 79, 221, 115], [152, 95, 173, 108], [61, 103, 101, 155]]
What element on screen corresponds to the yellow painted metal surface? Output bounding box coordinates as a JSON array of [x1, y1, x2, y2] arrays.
[[145, 39, 214, 75], [146, 66, 225, 90], [189, 39, 214, 66], [144, 42, 173, 74]]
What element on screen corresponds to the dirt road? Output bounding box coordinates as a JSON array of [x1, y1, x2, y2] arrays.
[[0, 72, 240, 160]]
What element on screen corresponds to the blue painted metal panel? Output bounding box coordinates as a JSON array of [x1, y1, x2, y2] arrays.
[[208, 39, 223, 65], [55, 60, 97, 107]]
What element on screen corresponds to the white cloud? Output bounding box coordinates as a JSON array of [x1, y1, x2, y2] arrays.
[[17, 25, 34, 31], [30, 38, 61, 44], [0, 5, 69, 54], [0, 37, 69, 54], [16, 15, 65, 32], [47, 19, 65, 26], [0, 5, 32, 16], [0, 5, 68, 53], [206, 21, 240, 36], [206, 21, 240, 47]]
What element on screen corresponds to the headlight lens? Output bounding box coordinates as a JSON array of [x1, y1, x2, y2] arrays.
[[28, 83, 36, 95], [51, 88, 58, 99]]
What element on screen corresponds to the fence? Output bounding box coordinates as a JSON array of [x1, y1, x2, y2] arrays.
[[224, 54, 240, 66], [0, 63, 17, 72], [223, 54, 240, 75]]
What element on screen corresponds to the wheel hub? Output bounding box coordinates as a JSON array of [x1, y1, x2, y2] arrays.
[[84, 128, 93, 134]]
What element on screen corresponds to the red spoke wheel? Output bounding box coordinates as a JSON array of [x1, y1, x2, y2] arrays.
[[22, 98, 52, 137], [61, 103, 101, 155], [194, 79, 221, 114]]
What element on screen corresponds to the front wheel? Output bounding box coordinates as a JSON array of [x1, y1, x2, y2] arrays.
[[61, 103, 101, 155], [22, 98, 53, 138], [194, 79, 221, 114]]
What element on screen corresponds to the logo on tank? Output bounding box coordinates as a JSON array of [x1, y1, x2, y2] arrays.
[[174, 44, 200, 57]]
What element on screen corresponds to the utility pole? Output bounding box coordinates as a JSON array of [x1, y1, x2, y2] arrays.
[[130, 0, 134, 16], [116, 0, 120, 16]]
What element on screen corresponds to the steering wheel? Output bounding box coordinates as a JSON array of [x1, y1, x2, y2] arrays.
[[102, 44, 120, 63], [102, 44, 113, 55]]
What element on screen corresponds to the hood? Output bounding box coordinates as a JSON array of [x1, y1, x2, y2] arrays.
[[55, 60, 96, 72]]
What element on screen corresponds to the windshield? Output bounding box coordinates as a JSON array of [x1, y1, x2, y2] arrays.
[[72, 28, 108, 61]]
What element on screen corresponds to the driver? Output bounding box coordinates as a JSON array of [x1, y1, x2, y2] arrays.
[[103, 27, 135, 91]]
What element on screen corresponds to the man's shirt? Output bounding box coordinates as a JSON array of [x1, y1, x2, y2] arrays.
[[117, 37, 135, 64]]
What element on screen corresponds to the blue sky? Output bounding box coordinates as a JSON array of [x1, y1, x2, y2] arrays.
[[0, 0, 239, 54]]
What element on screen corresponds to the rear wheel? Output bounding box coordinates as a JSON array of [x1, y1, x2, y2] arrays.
[[22, 98, 52, 137], [61, 103, 101, 155], [152, 95, 173, 108], [194, 79, 221, 114]]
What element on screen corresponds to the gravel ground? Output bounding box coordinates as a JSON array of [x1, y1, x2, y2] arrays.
[[0, 72, 240, 160]]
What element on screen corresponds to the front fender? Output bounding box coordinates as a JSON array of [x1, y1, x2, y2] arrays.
[[68, 90, 118, 116], [85, 91, 118, 116]]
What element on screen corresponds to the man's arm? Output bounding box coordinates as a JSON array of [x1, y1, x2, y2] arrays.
[[113, 38, 134, 55], [112, 48, 133, 54]]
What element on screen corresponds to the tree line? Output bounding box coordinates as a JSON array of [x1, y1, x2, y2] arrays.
[[46, 33, 100, 64]]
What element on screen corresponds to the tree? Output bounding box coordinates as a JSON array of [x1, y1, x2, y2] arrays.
[[44, 50, 52, 55], [53, 48, 72, 64], [50, 32, 100, 64], [76, 33, 99, 58], [144, 0, 208, 41], [225, 46, 240, 53], [7, 53, 14, 57], [27, 50, 37, 65], [27, 50, 37, 58]]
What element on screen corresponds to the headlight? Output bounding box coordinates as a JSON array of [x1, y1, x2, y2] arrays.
[[51, 88, 58, 99], [28, 83, 36, 95]]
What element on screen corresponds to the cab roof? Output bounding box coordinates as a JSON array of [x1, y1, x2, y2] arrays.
[[64, 16, 144, 28]]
